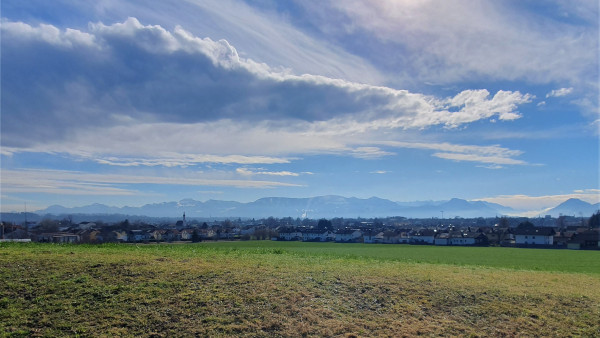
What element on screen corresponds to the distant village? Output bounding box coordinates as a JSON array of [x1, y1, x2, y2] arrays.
[[1, 211, 599, 250]]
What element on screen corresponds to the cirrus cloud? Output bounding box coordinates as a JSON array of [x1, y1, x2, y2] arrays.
[[1, 168, 301, 197], [308, 0, 598, 86], [546, 87, 574, 98]]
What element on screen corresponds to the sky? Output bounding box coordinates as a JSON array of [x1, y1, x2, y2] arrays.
[[1, 0, 599, 215]]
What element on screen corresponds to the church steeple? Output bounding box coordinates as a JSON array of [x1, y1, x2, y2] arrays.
[[183, 212, 186, 227]]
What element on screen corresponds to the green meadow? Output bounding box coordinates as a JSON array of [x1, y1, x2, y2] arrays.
[[1, 241, 599, 336]]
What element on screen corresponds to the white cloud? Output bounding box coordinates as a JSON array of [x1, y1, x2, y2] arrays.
[[1, 18, 534, 169], [370, 170, 390, 174], [476, 164, 504, 170], [1, 19, 97, 48], [0, 169, 301, 196], [546, 87, 574, 98], [1, 19, 532, 125], [477, 190, 600, 211], [94, 154, 290, 166], [350, 147, 395, 159], [380, 141, 526, 166], [138, 0, 386, 84], [432, 152, 526, 165], [236, 168, 300, 177], [317, 1, 598, 86]]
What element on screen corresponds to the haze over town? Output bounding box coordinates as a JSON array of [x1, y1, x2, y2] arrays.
[[1, 1, 598, 215]]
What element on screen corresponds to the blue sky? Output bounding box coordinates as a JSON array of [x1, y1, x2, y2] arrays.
[[1, 0, 598, 215]]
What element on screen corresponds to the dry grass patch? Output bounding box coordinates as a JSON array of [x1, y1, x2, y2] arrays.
[[1, 243, 599, 336]]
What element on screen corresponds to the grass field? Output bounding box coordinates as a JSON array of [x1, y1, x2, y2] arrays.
[[1, 241, 599, 336]]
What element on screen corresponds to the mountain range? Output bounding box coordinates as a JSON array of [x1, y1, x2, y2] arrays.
[[32, 196, 599, 219]]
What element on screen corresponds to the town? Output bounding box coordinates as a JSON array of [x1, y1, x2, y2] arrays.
[[2, 211, 599, 250]]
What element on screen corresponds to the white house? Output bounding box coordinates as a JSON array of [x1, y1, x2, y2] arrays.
[[382, 230, 411, 244], [434, 232, 450, 246], [113, 231, 128, 242], [278, 227, 302, 241], [180, 229, 195, 241], [38, 232, 80, 243], [514, 227, 555, 246], [410, 229, 436, 244], [363, 231, 384, 244], [127, 229, 150, 242], [335, 229, 362, 242], [302, 230, 334, 242], [448, 233, 477, 246]]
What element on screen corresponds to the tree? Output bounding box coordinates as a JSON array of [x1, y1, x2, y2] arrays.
[[119, 219, 130, 229], [589, 211, 600, 228], [517, 221, 535, 229], [191, 229, 201, 242], [317, 219, 332, 231], [38, 219, 60, 232], [498, 216, 510, 228], [265, 217, 278, 228]]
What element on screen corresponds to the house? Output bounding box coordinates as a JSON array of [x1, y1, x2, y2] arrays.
[[37, 232, 80, 243], [2, 228, 29, 240], [552, 231, 574, 247], [513, 227, 555, 246], [363, 231, 384, 244], [448, 232, 487, 246], [77, 229, 103, 243], [219, 228, 237, 240], [567, 230, 600, 250], [241, 227, 256, 236], [277, 227, 302, 241], [410, 229, 437, 244], [335, 229, 362, 243], [164, 229, 181, 241], [382, 230, 410, 244], [484, 231, 503, 245], [113, 231, 128, 242], [180, 229, 195, 241], [128, 229, 149, 242], [434, 232, 450, 246], [199, 228, 216, 240], [302, 230, 334, 242], [150, 229, 167, 241]]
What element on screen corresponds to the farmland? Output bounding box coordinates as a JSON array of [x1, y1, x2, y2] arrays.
[[1, 241, 599, 336]]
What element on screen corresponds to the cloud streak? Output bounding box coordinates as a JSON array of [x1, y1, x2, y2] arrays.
[[307, 0, 598, 86], [478, 190, 600, 211], [236, 168, 300, 177], [1, 169, 301, 197], [546, 87, 574, 98], [380, 141, 526, 166]]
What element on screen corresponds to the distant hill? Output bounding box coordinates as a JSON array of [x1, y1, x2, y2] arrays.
[[546, 198, 600, 217], [411, 198, 505, 218], [33, 195, 516, 219]]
